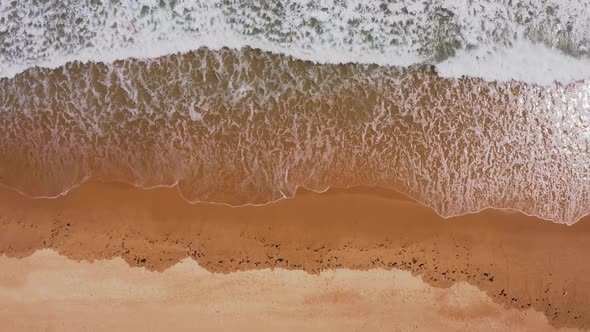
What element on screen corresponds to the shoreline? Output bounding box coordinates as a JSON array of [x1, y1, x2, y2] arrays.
[[1, 179, 581, 226], [3, 48, 590, 225], [1, 181, 590, 328]]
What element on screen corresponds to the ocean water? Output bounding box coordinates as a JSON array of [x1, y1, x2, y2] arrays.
[[1, 1, 590, 224], [2, 0, 590, 83]]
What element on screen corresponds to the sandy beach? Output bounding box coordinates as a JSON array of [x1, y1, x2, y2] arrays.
[[3, 2, 590, 331], [1, 182, 589, 330], [0, 249, 572, 332]]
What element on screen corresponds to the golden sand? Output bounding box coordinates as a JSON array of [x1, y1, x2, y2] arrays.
[[0, 249, 573, 332], [1, 182, 589, 329]]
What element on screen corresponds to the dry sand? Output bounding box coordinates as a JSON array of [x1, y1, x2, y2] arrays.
[[0, 249, 574, 332], [1, 182, 590, 330]]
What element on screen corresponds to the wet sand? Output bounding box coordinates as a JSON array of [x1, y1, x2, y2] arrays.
[[1, 182, 590, 329]]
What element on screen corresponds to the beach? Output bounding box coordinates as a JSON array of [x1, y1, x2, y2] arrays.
[[0, 249, 571, 332], [1, 182, 589, 330], [2, 1, 590, 330]]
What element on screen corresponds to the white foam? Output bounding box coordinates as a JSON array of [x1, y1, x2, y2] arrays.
[[1, 0, 589, 85], [437, 41, 590, 85]]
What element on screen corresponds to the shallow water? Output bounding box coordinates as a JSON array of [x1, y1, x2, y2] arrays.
[[1, 48, 589, 224]]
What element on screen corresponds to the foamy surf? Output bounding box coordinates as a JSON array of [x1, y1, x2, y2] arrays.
[[437, 41, 590, 85], [1, 48, 590, 224], [1, 0, 589, 84]]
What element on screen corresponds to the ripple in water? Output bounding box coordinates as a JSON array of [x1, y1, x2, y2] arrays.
[[1, 48, 589, 224]]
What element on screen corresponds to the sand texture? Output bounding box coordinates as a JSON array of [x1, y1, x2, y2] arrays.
[[0, 249, 575, 332], [1, 183, 589, 330]]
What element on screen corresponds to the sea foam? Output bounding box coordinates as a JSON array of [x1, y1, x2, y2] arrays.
[[1, 0, 590, 84]]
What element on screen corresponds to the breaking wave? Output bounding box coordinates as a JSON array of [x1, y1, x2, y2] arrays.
[[2, 0, 590, 84]]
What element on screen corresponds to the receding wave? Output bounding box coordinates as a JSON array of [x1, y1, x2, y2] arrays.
[[1, 48, 589, 224], [2, 0, 590, 84]]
